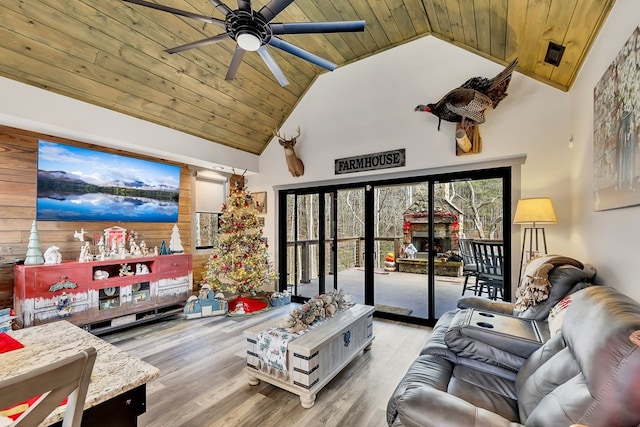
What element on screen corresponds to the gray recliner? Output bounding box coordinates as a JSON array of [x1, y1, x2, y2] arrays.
[[422, 261, 596, 378], [457, 262, 597, 320], [387, 285, 640, 426]]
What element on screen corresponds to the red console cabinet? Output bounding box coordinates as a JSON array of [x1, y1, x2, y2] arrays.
[[14, 254, 192, 334]]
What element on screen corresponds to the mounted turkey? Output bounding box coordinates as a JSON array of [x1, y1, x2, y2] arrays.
[[122, 0, 365, 87], [415, 58, 518, 130]]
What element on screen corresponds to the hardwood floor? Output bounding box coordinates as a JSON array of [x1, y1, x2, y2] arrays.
[[103, 306, 431, 427]]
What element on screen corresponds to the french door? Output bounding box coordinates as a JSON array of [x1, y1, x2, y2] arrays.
[[278, 168, 510, 325]]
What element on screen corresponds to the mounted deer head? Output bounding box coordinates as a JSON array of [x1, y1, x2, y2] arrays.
[[274, 126, 304, 177]]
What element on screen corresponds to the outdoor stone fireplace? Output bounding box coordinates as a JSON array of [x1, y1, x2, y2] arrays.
[[396, 199, 463, 276], [403, 200, 461, 256]]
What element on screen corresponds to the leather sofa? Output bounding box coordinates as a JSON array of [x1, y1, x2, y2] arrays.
[[386, 285, 640, 426]]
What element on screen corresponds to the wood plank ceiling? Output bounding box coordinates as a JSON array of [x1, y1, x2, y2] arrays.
[[0, 0, 616, 155]]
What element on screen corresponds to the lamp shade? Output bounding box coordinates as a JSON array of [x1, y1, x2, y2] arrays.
[[513, 197, 557, 225]]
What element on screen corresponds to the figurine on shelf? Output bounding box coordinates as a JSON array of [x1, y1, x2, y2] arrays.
[[79, 241, 93, 262], [119, 263, 134, 277], [136, 263, 149, 275], [44, 246, 62, 265], [117, 242, 127, 259], [73, 228, 87, 242], [94, 270, 109, 280], [129, 236, 142, 257], [96, 236, 105, 257], [110, 236, 118, 256], [140, 240, 148, 256], [160, 240, 169, 255]]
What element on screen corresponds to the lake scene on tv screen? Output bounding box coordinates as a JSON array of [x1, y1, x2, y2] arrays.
[[37, 141, 180, 222]]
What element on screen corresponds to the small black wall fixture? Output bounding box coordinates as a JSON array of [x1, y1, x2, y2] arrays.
[[545, 41, 566, 66]]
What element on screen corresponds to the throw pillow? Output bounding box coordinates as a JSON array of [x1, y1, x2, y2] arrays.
[[514, 262, 555, 311], [548, 295, 572, 335]]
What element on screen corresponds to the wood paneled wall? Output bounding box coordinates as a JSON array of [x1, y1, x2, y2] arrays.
[[0, 124, 198, 308]]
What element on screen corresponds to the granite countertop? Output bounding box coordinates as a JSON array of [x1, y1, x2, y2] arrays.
[[1, 320, 159, 425]]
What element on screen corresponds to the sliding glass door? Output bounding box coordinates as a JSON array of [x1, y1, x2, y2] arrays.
[[282, 188, 367, 301], [278, 167, 510, 325], [283, 193, 320, 299], [372, 182, 430, 319]]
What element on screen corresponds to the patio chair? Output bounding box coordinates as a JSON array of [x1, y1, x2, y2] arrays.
[[459, 238, 482, 296], [471, 240, 505, 300]]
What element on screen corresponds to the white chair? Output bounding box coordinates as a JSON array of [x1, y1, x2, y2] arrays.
[[0, 347, 96, 427]]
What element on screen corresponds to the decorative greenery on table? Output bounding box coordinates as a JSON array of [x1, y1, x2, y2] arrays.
[[283, 290, 352, 333]]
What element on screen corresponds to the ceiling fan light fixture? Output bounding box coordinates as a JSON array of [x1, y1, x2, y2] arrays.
[[237, 33, 261, 51]]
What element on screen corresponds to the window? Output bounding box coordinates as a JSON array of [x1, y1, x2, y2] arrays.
[[195, 212, 220, 249], [194, 170, 227, 250]]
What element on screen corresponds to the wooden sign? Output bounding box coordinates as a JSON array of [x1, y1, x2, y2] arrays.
[[335, 149, 405, 174]]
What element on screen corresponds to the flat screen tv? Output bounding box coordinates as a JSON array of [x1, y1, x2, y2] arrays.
[[36, 141, 180, 222]]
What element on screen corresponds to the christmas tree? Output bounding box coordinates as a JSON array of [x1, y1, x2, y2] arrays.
[[201, 186, 277, 295], [24, 220, 44, 265], [169, 224, 184, 253]]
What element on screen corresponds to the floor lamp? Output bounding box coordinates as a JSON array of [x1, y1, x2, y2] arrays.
[[513, 197, 557, 284]]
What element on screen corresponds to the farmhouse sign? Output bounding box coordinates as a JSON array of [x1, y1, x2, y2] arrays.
[[335, 149, 406, 175]]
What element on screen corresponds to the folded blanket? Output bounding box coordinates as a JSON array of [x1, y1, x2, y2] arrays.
[[514, 255, 584, 312]]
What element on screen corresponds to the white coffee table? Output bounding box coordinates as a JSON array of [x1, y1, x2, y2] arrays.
[[244, 303, 374, 408]]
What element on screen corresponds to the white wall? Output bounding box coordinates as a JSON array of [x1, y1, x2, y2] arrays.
[[254, 35, 577, 290], [569, 0, 640, 300]]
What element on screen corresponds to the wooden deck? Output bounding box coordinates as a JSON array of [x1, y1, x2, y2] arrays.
[[293, 268, 480, 319]]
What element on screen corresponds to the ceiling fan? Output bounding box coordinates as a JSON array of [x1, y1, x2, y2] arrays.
[[122, 0, 366, 86]]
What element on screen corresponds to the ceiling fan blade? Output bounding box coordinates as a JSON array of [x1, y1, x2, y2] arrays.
[[268, 37, 336, 71], [225, 47, 247, 81], [258, 0, 294, 22], [271, 21, 366, 35], [207, 0, 233, 16], [237, 0, 251, 12], [122, 0, 225, 27], [166, 33, 230, 54], [256, 46, 289, 86]]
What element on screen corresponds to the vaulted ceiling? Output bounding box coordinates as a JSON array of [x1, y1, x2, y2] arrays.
[[0, 0, 615, 155]]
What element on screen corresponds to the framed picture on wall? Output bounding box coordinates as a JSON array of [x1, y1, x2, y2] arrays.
[[253, 192, 267, 214], [593, 26, 640, 211]]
